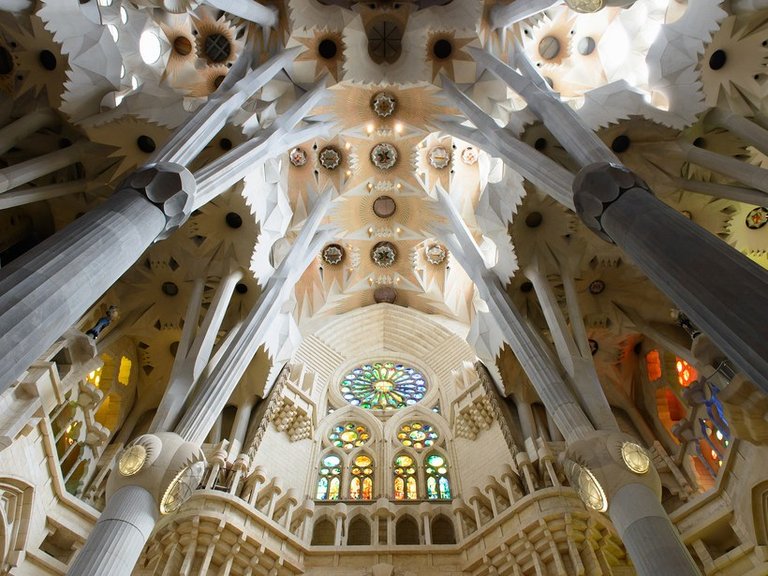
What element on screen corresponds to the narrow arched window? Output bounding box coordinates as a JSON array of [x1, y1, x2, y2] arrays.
[[350, 453, 374, 500], [425, 451, 451, 500], [393, 453, 418, 500], [316, 453, 342, 501]]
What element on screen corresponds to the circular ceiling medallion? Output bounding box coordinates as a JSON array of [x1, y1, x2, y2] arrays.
[[621, 442, 650, 474], [746, 206, 768, 229], [371, 143, 398, 170], [461, 147, 478, 165], [371, 241, 397, 267], [425, 243, 447, 265], [289, 147, 307, 167], [322, 243, 345, 265], [374, 286, 397, 303], [373, 195, 397, 218], [319, 147, 342, 170], [428, 146, 450, 169], [576, 465, 607, 511], [372, 92, 397, 117], [588, 279, 606, 295]]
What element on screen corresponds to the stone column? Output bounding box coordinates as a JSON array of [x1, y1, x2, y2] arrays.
[[66, 485, 157, 576], [0, 140, 89, 193], [573, 163, 768, 393], [204, 0, 278, 26], [525, 258, 618, 431], [0, 179, 86, 209], [489, 0, 561, 28], [707, 108, 768, 156], [174, 192, 333, 444], [150, 268, 243, 433], [0, 108, 58, 156], [67, 433, 204, 576], [0, 164, 193, 396], [566, 431, 700, 576], [228, 398, 256, 458]]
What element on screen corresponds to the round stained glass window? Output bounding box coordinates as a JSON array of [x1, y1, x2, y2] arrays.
[[397, 422, 439, 450], [340, 361, 427, 410], [354, 455, 372, 467], [329, 423, 370, 450]]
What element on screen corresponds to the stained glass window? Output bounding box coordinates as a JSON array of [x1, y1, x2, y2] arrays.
[[350, 453, 374, 500], [316, 453, 342, 501], [675, 357, 697, 387], [341, 362, 427, 410], [329, 422, 370, 450], [397, 421, 438, 451], [393, 454, 418, 500], [425, 452, 451, 500]]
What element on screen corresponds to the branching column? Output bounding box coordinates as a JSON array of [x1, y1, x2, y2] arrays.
[[574, 163, 768, 393]]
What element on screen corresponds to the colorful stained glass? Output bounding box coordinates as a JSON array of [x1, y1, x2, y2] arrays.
[[317, 453, 342, 501], [340, 361, 427, 410], [397, 421, 439, 451], [393, 453, 418, 500], [350, 453, 374, 500], [425, 451, 451, 500], [328, 422, 370, 450]]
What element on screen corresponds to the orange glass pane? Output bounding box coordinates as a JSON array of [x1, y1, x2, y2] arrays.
[[645, 350, 662, 382]]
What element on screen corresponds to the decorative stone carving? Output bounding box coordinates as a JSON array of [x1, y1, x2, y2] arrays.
[[425, 243, 447, 265], [461, 146, 478, 165], [319, 147, 341, 170], [371, 92, 396, 117], [572, 162, 651, 243], [289, 147, 307, 167], [428, 146, 450, 169], [121, 162, 196, 239], [371, 143, 398, 170], [322, 243, 345, 265], [371, 241, 397, 267]]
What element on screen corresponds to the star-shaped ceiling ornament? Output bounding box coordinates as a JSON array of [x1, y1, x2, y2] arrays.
[[292, 29, 346, 82], [426, 31, 475, 83]]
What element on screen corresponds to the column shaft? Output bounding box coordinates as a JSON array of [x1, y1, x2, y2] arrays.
[[601, 188, 768, 392], [0, 109, 58, 156], [0, 179, 86, 210], [66, 485, 158, 576], [609, 483, 700, 576], [489, 0, 561, 28], [709, 108, 768, 156], [0, 141, 87, 194], [0, 191, 166, 394], [204, 0, 278, 26]]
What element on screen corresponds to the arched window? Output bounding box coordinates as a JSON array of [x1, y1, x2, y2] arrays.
[[425, 452, 451, 500], [316, 453, 342, 501], [393, 453, 418, 500], [350, 453, 374, 500]]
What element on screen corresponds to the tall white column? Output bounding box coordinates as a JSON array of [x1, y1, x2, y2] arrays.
[[525, 257, 619, 431], [66, 485, 158, 576], [489, 0, 561, 28], [0, 179, 86, 209], [174, 193, 333, 444], [0, 140, 89, 194], [0, 108, 58, 156], [574, 162, 768, 394], [150, 268, 243, 432], [707, 108, 768, 156]]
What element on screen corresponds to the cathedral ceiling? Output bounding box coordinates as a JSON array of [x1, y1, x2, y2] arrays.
[[0, 0, 767, 397]]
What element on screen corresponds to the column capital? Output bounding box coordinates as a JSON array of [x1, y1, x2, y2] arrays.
[[573, 162, 652, 243], [120, 162, 196, 239], [564, 430, 661, 514]]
